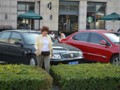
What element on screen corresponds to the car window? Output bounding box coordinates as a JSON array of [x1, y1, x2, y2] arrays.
[[73, 32, 89, 42], [89, 33, 106, 44], [0, 32, 11, 43], [10, 32, 23, 44], [22, 33, 39, 45]]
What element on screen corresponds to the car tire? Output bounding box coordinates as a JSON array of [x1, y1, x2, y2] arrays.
[[111, 55, 120, 65], [29, 55, 37, 66]]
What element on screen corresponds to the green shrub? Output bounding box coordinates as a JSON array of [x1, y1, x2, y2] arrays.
[[51, 63, 120, 90], [0, 65, 52, 90]]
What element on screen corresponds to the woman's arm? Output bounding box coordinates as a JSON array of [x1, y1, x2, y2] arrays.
[[34, 36, 39, 50]]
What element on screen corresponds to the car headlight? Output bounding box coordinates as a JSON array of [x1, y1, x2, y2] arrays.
[[51, 54, 61, 59], [71, 51, 83, 57], [24, 50, 31, 54], [78, 51, 83, 57]]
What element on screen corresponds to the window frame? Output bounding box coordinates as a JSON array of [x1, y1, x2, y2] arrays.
[[88, 32, 111, 46], [0, 32, 12, 43], [87, 2, 106, 29], [17, 2, 35, 13], [10, 32, 24, 44], [72, 32, 90, 42]]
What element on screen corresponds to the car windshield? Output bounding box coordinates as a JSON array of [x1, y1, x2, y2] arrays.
[[104, 33, 119, 43], [23, 32, 58, 45]]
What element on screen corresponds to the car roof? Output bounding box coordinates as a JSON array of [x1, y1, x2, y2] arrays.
[[78, 30, 113, 34], [1, 29, 39, 33]]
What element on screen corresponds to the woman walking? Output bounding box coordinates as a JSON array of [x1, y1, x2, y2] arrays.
[[34, 26, 53, 73]]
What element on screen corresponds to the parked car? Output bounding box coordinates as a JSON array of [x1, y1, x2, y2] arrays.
[[61, 30, 120, 65], [0, 30, 83, 65]]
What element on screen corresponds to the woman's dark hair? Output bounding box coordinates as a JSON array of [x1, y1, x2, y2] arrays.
[[41, 26, 49, 32]]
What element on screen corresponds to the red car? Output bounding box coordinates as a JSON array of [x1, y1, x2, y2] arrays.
[[61, 30, 120, 65]]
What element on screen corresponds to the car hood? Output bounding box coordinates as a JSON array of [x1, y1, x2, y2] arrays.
[[53, 43, 81, 53], [25, 43, 81, 54]]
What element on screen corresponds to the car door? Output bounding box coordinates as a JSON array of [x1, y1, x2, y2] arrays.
[[0, 42, 11, 63], [67, 32, 91, 60], [8, 32, 26, 64], [87, 32, 112, 62], [0, 32, 12, 62]]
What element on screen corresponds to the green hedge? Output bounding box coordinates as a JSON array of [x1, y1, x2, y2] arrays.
[[0, 65, 52, 90], [51, 63, 120, 90]]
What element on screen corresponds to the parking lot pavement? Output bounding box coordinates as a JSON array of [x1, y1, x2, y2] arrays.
[[52, 85, 60, 90]]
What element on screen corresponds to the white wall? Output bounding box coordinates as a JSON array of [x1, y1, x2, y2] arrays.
[[78, 1, 87, 30], [0, 0, 17, 29]]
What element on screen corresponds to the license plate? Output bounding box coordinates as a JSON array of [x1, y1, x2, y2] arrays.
[[69, 61, 78, 65]]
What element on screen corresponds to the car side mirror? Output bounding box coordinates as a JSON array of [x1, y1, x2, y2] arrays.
[[99, 40, 107, 46], [14, 41, 23, 47]]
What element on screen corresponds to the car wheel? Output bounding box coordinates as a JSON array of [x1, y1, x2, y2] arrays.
[[111, 55, 120, 66], [29, 56, 37, 66]]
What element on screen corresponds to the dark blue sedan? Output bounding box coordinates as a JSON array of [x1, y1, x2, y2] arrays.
[[0, 30, 83, 65]]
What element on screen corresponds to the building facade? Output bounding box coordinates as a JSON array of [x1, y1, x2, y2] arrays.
[[0, 0, 120, 33]]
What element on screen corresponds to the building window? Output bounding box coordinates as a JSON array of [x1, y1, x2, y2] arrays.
[[59, 15, 78, 33], [87, 2, 106, 29], [59, 2, 79, 14], [17, 2, 35, 29], [59, 1, 79, 35]]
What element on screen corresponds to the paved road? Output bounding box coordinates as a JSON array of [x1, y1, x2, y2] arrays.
[[52, 85, 60, 90]]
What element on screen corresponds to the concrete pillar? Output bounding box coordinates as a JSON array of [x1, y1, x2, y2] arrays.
[[40, 0, 59, 31], [34, 1, 39, 30], [10, 0, 17, 29], [105, 1, 114, 30], [113, 0, 120, 31], [78, 1, 87, 30], [40, 0, 51, 29], [49, 0, 59, 31]]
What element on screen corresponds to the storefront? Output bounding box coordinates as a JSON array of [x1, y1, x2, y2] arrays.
[[87, 2, 106, 29], [59, 1, 79, 34], [17, 2, 35, 29], [59, 0, 107, 34], [58, 0, 120, 33]]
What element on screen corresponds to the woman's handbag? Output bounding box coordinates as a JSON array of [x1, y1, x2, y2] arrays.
[[41, 51, 50, 56]]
